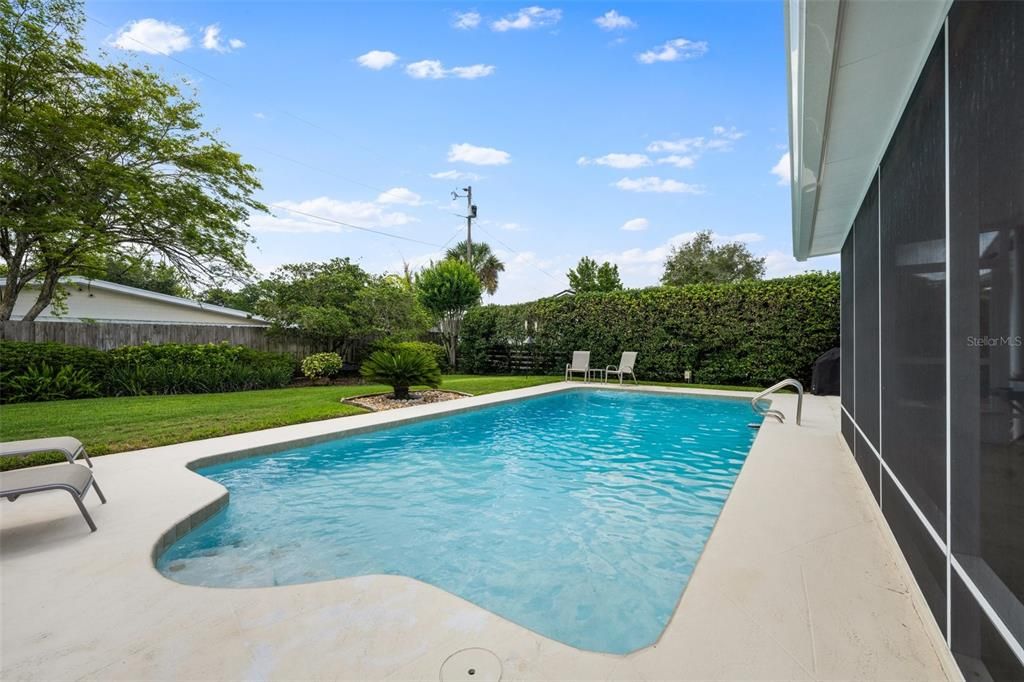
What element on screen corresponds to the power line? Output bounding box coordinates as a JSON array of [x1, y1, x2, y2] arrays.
[[249, 146, 427, 206], [270, 202, 446, 248], [475, 224, 563, 283]]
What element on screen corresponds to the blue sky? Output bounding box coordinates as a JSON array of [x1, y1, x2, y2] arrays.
[[87, 1, 838, 303]]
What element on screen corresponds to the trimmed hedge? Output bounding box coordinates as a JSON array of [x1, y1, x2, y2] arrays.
[[106, 343, 296, 396], [0, 341, 297, 402], [460, 273, 839, 387], [0, 341, 110, 382]]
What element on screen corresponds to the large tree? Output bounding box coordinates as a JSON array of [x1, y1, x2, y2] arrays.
[[0, 0, 265, 320], [444, 241, 505, 296], [255, 259, 428, 355], [416, 259, 482, 368], [661, 230, 765, 286], [567, 256, 623, 293]]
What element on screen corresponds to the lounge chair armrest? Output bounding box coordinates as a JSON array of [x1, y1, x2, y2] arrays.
[[606, 365, 618, 371]]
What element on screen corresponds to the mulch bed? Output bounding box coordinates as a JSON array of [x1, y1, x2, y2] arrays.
[[343, 389, 470, 412], [288, 376, 365, 388]]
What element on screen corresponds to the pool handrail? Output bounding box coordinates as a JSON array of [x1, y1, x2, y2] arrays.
[[751, 379, 803, 426]]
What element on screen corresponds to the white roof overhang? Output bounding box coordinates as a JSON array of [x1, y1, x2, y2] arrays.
[[786, 0, 951, 260]]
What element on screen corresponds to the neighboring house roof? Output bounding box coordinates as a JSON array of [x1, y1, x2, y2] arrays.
[[786, 0, 951, 259], [0, 276, 268, 324]]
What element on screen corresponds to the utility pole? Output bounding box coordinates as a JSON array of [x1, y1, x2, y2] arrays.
[[451, 186, 477, 263]]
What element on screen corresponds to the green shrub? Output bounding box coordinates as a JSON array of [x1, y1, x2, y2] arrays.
[[0, 341, 109, 381], [106, 343, 296, 395], [371, 340, 449, 373], [459, 273, 839, 387], [359, 349, 441, 399], [1, 362, 101, 404], [301, 352, 344, 379]]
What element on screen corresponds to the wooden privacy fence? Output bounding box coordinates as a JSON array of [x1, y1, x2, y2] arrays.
[[0, 320, 322, 359]]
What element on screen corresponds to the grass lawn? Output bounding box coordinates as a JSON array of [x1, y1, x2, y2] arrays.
[[0, 375, 760, 469]]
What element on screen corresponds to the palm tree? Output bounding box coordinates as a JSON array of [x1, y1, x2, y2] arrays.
[[444, 241, 505, 296]]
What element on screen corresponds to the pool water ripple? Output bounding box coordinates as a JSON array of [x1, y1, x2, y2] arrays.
[[158, 389, 757, 654]]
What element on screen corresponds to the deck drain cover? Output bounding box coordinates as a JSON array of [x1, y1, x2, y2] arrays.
[[439, 648, 502, 682]]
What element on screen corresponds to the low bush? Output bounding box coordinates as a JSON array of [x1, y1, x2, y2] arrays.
[[301, 352, 344, 380], [459, 273, 839, 387], [0, 363, 101, 404], [359, 348, 441, 399], [0, 340, 296, 402], [106, 343, 296, 396]]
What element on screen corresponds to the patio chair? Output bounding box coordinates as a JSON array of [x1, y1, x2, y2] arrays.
[[0, 436, 92, 467], [1, 463, 107, 532], [605, 351, 639, 384], [565, 351, 591, 381]]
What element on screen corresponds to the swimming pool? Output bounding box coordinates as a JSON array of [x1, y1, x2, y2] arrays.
[[158, 388, 758, 654]]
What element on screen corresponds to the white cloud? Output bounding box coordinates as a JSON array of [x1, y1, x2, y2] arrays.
[[491, 6, 562, 32], [771, 152, 791, 185], [111, 19, 191, 54], [637, 38, 708, 64], [450, 64, 496, 79], [253, 112, 266, 119], [251, 196, 415, 233], [201, 25, 243, 52], [595, 10, 636, 30], [647, 126, 746, 155], [357, 50, 400, 70], [577, 153, 650, 169], [453, 11, 481, 29], [712, 125, 744, 140], [376, 187, 422, 206], [405, 60, 495, 79], [621, 217, 649, 232], [615, 176, 704, 194], [202, 25, 221, 51], [656, 154, 696, 169], [430, 169, 483, 181], [448, 143, 511, 166], [501, 222, 523, 231], [646, 137, 704, 154], [406, 60, 445, 79]]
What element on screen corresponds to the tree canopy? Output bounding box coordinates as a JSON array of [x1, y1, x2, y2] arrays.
[[661, 231, 765, 286], [253, 259, 428, 355], [84, 253, 187, 297], [416, 259, 482, 368], [444, 241, 505, 296], [0, 0, 265, 320], [566, 257, 623, 293]]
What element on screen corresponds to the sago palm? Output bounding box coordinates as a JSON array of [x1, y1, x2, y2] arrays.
[[359, 349, 441, 399], [445, 241, 505, 296]]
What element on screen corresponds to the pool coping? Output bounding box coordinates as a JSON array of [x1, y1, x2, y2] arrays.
[[0, 381, 960, 680]]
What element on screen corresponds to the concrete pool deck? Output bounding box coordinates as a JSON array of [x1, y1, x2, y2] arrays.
[[0, 382, 959, 681]]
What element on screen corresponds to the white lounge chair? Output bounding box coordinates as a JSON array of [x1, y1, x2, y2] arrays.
[[565, 351, 591, 382], [1, 463, 106, 532], [0, 436, 92, 467], [605, 351, 638, 384]]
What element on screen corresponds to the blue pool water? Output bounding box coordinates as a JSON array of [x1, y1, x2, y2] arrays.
[[158, 389, 757, 654]]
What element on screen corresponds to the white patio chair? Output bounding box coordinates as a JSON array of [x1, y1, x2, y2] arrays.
[[565, 351, 591, 382], [605, 351, 638, 384]]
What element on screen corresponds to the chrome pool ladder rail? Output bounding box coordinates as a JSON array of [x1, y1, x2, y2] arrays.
[[751, 378, 804, 425]]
